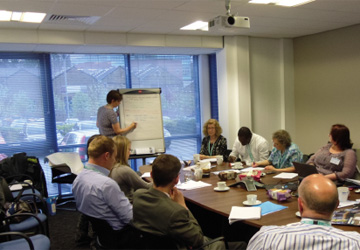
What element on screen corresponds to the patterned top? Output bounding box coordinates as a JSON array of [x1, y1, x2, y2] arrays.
[[200, 135, 227, 158], [97, 105, 118, 137], [268, 142, 303, 169], [307, 143, 357, 180], [247, 220, 360, 250]]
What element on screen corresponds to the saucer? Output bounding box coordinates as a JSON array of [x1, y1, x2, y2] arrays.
[[214, 187, 230, 192], [295, 211, 301, 218], [243, 200, 261, 206]]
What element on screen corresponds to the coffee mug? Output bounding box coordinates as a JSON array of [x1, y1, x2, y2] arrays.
[[247, 194, 257, 205], [337, 187, 349, 202], [216, 156, 223, 165], [217, 181, 227, 190]]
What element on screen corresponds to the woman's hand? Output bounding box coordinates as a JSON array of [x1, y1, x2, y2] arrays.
[[264, 165, 277, 171]]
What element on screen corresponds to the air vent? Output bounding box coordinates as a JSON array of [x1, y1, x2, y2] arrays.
[[45, 15, 100, 25]]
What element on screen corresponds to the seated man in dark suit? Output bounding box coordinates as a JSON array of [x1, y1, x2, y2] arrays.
[[132, 154, 246, 250], [72, 135, 133, 248]]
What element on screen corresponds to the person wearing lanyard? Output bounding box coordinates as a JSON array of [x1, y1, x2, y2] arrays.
[[72, 135, 133, 249], [253, 129, 302, 172], [199, 119, 227, 160], [228, 127, 269, 165], [247, 174, 360, 249]]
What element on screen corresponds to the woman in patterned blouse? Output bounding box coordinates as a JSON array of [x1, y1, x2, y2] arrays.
[[199, 119, 228, 160], [253, 129, 303, 172]]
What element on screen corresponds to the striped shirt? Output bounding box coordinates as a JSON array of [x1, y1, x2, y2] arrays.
[[247, 222, 360, 250]]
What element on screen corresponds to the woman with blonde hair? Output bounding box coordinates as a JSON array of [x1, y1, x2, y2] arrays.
[[109, 135, 151, 203], [199, 119, 227, 160]]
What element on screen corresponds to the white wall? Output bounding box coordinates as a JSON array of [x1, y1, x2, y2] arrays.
[[216, 36, 295, 149], [294, 24, 360, 154]]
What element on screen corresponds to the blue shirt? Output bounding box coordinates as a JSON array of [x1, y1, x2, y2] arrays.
[[247, 220, 360, 250], [268, 142, 302, 169], [72, 163, 133, 230]]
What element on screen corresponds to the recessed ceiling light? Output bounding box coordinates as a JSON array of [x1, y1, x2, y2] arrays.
[[0, 10, 46, 23], [21, 12, 46, 23], [181, 21, 208, 31], [249, 0, 315, 7]]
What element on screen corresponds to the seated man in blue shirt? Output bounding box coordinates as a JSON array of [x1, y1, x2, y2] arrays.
[[72, 135, 133, 248], [247, 174, 360, 250]]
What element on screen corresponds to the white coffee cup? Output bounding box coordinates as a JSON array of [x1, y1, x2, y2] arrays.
[[216, 156, 223, 165], [337, 187, 349, 202], [217, 181, 227, 190], [193, 154, 200, 163], [247, 194, 257, 205]]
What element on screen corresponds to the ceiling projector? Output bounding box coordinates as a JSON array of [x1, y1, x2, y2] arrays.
[[209, 15, 250, 31]]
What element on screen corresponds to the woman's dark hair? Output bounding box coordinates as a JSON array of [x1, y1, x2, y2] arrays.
[[330, 124, 353, 150], [106, 90, 122, 104]]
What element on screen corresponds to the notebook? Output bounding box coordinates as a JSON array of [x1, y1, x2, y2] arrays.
[[293, 162, 318, 179]]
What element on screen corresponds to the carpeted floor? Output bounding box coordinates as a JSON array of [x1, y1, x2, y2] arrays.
[[48, 201, 91, 250]]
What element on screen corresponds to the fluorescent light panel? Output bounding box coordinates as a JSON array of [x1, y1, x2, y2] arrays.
[[181, 21, 208, 31], [0, 10, 46, 23], [249, 0, 315, 7]]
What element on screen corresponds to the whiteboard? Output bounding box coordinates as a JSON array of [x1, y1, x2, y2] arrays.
[[118, 88, 165, 154]]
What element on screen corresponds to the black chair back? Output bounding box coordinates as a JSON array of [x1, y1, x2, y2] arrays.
[[132, 227, 178, 250]]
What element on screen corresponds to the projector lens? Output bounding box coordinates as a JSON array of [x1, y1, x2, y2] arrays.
[[227, 16, 235, 25]]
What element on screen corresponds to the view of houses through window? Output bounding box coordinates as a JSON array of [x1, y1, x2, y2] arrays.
[[0, 53, 202, 196]]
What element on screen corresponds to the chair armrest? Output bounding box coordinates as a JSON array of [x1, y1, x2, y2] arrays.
[[0, 231, 34, 250], [3, 212, 46, 234], [196, 236, 228, 250]]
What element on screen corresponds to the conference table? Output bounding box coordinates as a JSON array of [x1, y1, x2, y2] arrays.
[[140, 162, 360, 240]]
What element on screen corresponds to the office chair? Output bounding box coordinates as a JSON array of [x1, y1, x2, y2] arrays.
[[0, 231, 50, 250], [132, 227, 228, 250], [0, 176, 49, 236], [85, 215, 131, 249], [45, 152, 83, 200]]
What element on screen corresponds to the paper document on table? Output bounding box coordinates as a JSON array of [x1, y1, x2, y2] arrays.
[[212, 169, 241, 175], [141, 172, 151, 178], [199, 158, 217, 163], [338, 200, 358, 208], [256, 201, 288, 216], [229, 206, 261, 224], [240, 167, 264, 173], [176, 180, 212, 190], [273, 173, 298, 179]]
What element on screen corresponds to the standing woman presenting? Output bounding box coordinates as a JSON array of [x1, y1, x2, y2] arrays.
[[97, 90, 137, 137], [199, 119, 227, 160]]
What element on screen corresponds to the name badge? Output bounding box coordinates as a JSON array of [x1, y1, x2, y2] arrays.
[[330, 157, 340, 165]]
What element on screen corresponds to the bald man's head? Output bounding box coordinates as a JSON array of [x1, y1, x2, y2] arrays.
[[298, 174, 338, 216]]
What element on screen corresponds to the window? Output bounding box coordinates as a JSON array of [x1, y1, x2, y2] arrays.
[[0, 53, 56, 159], [0, 53, 202, 197]]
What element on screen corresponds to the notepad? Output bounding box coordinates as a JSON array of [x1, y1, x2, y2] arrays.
[[228, 206, 261, 224]]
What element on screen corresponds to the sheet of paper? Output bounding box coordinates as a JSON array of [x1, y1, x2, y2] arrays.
[[141, 172, 151, 178], [229, 206, 261, 224], [273, 173, 298, 179], [239, 167, 265, 173], [338, 200, 358, 208], [176, 180, 212, 190], [254, 201, 288, 216], [199, 158, 217, 163], [46, 152, 84, 175]]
